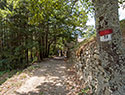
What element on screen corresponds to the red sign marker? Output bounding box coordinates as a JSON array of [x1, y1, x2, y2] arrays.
[[99, 29, 113, 36]]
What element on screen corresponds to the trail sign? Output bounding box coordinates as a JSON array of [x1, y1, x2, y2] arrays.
[[99, 29, 113, 42]]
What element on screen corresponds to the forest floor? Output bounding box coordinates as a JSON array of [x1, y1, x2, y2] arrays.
[[0, 57, 85, 95]]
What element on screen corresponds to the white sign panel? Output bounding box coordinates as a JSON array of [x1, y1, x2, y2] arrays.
[[100, 34, 112, 42]]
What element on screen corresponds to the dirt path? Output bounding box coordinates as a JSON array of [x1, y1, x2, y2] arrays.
[[0, 57, 77, 95]]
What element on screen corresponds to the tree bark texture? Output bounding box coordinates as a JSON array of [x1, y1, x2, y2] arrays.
[[38, 38, 43, 60], [45, 23, 49, 57], [93, 0, 125, 95]]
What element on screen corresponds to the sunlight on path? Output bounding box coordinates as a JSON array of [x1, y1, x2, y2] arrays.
[[16, 76, 46, 94], [13, 58, 69, 95]]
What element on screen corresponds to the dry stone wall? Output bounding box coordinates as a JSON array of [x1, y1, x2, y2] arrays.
[[123, 35, 125, 51], [70, 37, 125, 95]]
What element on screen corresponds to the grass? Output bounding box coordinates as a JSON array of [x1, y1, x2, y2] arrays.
[[0, 71, 8, 85], [20, 74, 27, 79], [78, 88, 90, 95], [26, 64, 40, 72], [0, 62, 40, 86], [39, 92, 44, 95], [0, 71, 6, 76], [0, 70, 22, 85], [0, 79, 6, 85]]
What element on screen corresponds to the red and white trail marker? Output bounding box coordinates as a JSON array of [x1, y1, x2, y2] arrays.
[[99, 29, 113, 42]]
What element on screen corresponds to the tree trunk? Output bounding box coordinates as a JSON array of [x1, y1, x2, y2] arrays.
[[45, 23, 49, 57], [25, 35, 29, 64], [25, 49, 28, 64], [48, 43, 51, 56], [53, 37, 57, 55], [93, 0, 125, 94], [30, 49, 33, 62], [38, 38, 43, 60], [42, 36, 45, 58]]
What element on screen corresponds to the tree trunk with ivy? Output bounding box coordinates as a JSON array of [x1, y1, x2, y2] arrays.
[[92, 0, 125, 94]]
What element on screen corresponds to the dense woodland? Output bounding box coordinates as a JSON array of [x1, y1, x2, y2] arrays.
[[0, 0, 124, 70], [0, 0, 94, 70]]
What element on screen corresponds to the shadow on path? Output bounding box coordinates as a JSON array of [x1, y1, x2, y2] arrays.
[[14, 58, 69, 95], [15, 82, 69, 95]]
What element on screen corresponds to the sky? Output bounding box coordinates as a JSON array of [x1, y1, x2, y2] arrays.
[[86, 6, 125, 26]]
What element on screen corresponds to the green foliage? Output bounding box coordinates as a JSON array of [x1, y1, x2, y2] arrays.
[[82, 25, 96, 38], [0, 71, 7, 76], [118, 0, 125, 4], [0, 0, 88, 71], [78, 88, 90, 95], [120, 19, 125, 33], [0, 70, 18, 85], [40, 92, 44, 95], [73, 35, 96, 50]]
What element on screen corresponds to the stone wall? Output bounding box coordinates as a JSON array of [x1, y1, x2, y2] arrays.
[[70, 37, 125, 94], [122, 34, 125, 51]]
